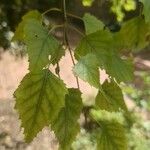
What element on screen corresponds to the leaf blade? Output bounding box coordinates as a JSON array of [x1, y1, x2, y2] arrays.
[[90, 109, 127, 150], [116, 16, 150, 51], [97, 121, 127, 150], [73, 54, 100, 88], [24, 19, 60, 71], [12, 10, 42, 41], [140, 0, 150, 23], [83, 13, 104, 34], [14, 69, 68, 142], [95, 80, 127, 112], [75, 30, 133, 82], [52, 88, 83, 150]]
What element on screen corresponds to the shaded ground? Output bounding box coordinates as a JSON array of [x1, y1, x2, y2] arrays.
[[0, 48, 150, 149]]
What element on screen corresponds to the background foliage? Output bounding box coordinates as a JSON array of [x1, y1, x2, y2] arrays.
[[0, 0, 142, 48]]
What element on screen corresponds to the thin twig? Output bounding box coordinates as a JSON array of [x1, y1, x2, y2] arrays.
[[42, 8, 62, 16], [56, 62, 61, 78], [48, 24, 64, 34], [42, 7, 83, 21], [68, 24, 85, 37], [62, 0, 80, 89], [67, 13, 83, 21], [68, 47, 80, 89]]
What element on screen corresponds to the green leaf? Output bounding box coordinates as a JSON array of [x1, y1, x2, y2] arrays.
[[97, 121, 127, 150], [140, 0, 150, 23], [75, 30, 112, 60], [73, 54, 100, 88], [95, 80, 127, 112], [102, 55, 133, 83], [13, 10, 42, 41], [51, 45, 65, 65], [83, 13, 104, 34], [117, 16, 150, 51], [22, 10, 42, 21], [75, 30, 133, 82], [24, 19, 60, 71], [52, 88, 83, 150], [90, 109, 127, 150], [14, 69, 68, 142]]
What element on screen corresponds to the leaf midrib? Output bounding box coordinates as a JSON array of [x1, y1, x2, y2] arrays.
[[30, 70, 49, 131]]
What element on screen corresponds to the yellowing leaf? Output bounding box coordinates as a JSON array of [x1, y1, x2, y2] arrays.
[[123, 0, 136, 11], [13, 10, 42, 41], [111, 0, 136, 22], [24, 19, 60, 71], [83, 13, 104, 34], [52, 88, 83, 150], [14, 69, 68, 142], [73, 54, 100, 88], [82, 0, 94, 6], [95, 80, 128, 112]]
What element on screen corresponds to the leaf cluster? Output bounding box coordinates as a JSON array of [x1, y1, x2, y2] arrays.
[[13, 1, 150, 149]]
